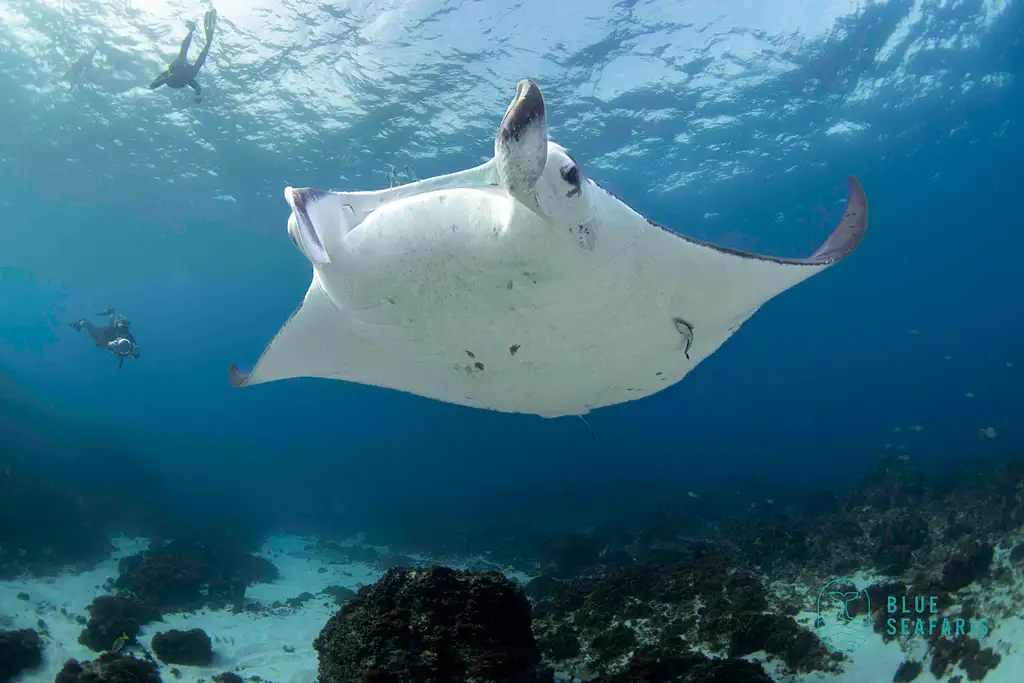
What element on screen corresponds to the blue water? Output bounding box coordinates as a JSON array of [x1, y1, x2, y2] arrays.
[[1, 0, 1022, 538]]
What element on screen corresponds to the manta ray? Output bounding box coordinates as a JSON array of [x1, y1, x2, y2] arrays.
[[229, 79, 868, 419]]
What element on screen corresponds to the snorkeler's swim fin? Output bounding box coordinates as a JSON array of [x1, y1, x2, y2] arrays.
[[204, 8, 218, 41]]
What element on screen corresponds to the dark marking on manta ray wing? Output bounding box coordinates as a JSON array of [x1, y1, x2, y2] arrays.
[[568, 223, 596, 251], [597, 176, 868, 266], [228, 297, 309, 388], [509, 344, 521, 356], [474, 362, 485, 371], [465, 349, 476, 358], [673, 318, 694, 359]]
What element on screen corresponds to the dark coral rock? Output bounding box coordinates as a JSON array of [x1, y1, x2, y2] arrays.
[[54, 653, 162, 683], [540, 533, 603, 579], [116, 538, 278, 611], [726, 613, 829, 671], [151, 629, 214, 666], [929, 635, 1001, 681], [531, 555, 829, 675], [523, 575, 562, 602], [0, 629, 43, 682], [324, 585, 356, 606], [314, 566, 551, 683], [958, 638, 1001, 681], [284, 592, 316, 608], [940, 543, 994, 591], [590, 625, 636, 663], [116, 553, 205, 608], [598, 550, 635, 570], [537, 623, 580, 661], [375, 554, 415, 571], [0, 468, 114, 579], [584, 642, 773, 683], [1009, 543, 1024, 564], [212, 674, 243, 683], [893, 659, 922, 682], [78, 596, 161, 652]]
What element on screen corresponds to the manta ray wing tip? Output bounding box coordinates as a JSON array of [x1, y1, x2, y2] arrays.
[[807, 175, 869, 264], [228, 363, 252, 388]]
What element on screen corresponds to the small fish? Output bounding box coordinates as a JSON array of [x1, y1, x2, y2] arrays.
[[910, 425, 923, 432], [980, 427, 998, 439], [111, 632, 129, 653], [965, 392, 976, 398], [687, 491, 699, 499]]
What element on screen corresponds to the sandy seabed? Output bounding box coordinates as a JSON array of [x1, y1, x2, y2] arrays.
[[2, 534, 1022, 683]]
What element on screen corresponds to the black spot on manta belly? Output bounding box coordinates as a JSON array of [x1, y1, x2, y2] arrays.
[[465, 350, 476, 358], [509, 344, 521, 356], [474, 361, 485, 371]]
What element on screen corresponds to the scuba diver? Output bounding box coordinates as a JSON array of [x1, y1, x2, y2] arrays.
[[69, 309, 141, 370], [149, 7, 218, 103]]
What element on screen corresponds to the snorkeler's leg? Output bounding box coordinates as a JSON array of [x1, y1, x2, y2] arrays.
[[170, 21, 197, 71], [189, 79, 202, 102], [191, 9, 217, 73], [80, 321, 103, 344], [119, 355, 124, 370], [149, 70, 170, 89]]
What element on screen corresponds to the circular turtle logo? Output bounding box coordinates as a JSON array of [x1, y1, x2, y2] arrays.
[[815, 578, 871, 654]]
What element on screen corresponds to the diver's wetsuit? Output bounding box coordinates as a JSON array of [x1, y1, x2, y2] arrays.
[[149, 8, 217, 102], [69, 309, 140, 370]]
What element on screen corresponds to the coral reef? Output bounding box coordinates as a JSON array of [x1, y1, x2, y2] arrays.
[[530, 556, 831, 679], [0, 628, 43, 683], [78, 596, 162, 653], [55, 653, 162, 683], [0, 468, 113, 579], [583, 641, 774, 683], [150, 629, 214, 667], [115, 536, 278, 611], [314, 566, 552, 683]]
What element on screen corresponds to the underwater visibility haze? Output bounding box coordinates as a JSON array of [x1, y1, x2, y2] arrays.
[[1, 1, 1024, 682]]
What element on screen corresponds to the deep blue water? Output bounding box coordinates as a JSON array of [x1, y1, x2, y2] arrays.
[[1, 0, 1022, 540]]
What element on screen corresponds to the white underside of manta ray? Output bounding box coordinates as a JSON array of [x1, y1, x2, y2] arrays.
[[229, 79, 868, 419]]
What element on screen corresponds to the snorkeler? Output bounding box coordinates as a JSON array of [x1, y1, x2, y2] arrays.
[[69, 308, 141, 370], [149, 7, 217, 103]]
